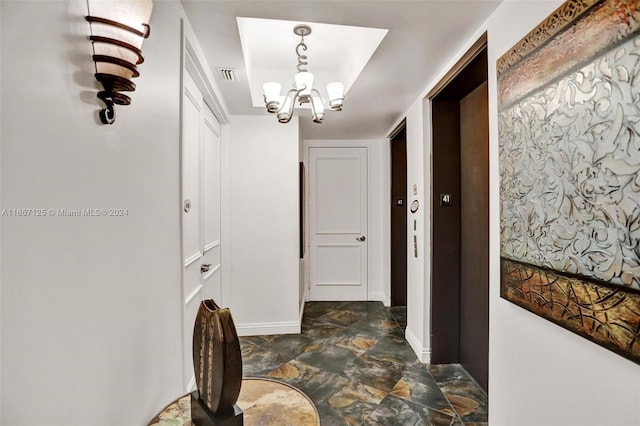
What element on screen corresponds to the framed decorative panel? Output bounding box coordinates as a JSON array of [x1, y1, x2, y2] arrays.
[[498, 0, 640, 364]]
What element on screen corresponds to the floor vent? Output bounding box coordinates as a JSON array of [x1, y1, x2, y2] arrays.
[[217, 68, 238, 81]]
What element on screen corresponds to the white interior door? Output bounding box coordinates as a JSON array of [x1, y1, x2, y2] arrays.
[[309, 147, 368, 301], [181, 71, 222, 389]]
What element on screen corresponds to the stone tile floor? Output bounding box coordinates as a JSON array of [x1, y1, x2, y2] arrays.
[[240, 301, 488, 426]]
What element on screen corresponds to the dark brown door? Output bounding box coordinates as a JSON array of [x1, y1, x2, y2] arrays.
[[430, 100, 461, 363], [390, 126, 407, 307], [430, 38, 489, 392], [459, 81, 489, 391]]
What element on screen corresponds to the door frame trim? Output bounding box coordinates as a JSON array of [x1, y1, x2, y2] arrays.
[[427, 33, 487, 100], [388, 118, 406, 140], [389, 123, 408, 307], [428, 32, 489, 389]]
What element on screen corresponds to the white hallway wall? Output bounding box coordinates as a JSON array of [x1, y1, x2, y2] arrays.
[[487, 1, 640, 424], [226, 115, 300, 336], [403, 101, 430, 362], [398, 0, 640, 424], [1, 1, 187, 424], [0, 2, 3, 421]]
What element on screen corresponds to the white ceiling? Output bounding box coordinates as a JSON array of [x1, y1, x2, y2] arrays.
[[180, 0, 503, 140]]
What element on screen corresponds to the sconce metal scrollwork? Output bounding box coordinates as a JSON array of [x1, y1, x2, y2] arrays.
[[86, 1, 153, 124]]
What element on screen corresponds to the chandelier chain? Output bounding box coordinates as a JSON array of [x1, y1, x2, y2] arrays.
[[296, 37, 308, 72]]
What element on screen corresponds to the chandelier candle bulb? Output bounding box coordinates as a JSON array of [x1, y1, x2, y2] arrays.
[[327, 82, 345, 110], [295, 72, 314, 98], [263, 82, 282, 112], [278, 96, 293, 123]]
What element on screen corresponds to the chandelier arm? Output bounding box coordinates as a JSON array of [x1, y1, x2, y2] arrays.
[[277, 88, 299, 124], [309, 98, 319, 122], [263, 94, 279, 113], [309, 91, 324, 123], [295, 83, 310, 106]]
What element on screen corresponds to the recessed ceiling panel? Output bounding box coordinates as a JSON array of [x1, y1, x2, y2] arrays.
[[237, 17, 388, 109]]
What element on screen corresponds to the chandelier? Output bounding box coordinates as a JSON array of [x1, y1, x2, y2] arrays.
[[262, 25, 345, 124]]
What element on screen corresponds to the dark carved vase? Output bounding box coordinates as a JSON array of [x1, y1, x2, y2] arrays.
[[192, 299, 242, 420]]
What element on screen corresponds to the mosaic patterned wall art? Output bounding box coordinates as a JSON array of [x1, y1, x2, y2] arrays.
[[498, 0, 640, 364]]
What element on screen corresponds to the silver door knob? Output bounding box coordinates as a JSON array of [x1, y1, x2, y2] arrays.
[[357, 236, 366, 242]]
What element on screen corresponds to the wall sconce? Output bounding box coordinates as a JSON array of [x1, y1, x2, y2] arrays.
[[86, 0, 153, 124]]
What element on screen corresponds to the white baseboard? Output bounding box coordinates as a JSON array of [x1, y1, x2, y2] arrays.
[[300, 290, 308, 323], [405, 326, 431, 364], [236, 321, 301, 336], [369, 291, 390, 307]]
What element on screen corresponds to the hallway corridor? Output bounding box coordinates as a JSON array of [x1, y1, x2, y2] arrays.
[[240, 302, 488, 425]]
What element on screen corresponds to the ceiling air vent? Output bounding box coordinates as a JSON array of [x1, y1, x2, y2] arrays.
[[217, 67, 238, 81]]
